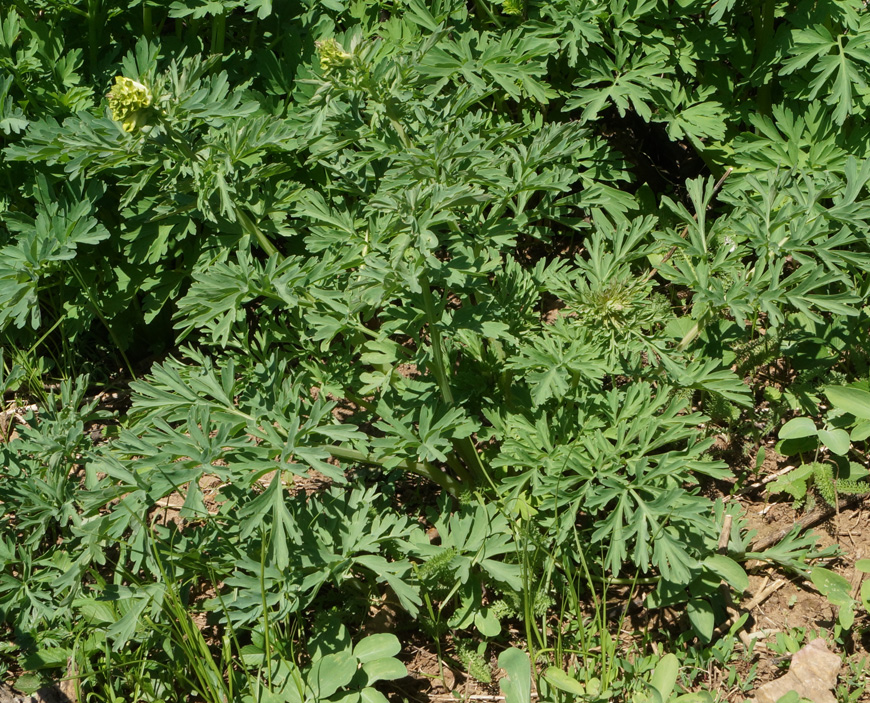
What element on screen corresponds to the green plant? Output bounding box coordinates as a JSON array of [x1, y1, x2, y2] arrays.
[[771, 383, 870, 507], [769, 461, 870, 509], [453, 638, 491, 684], [836, 655, 869, 703], [499, 647, 714, 703], [3, 0, 870, 700], [241, 622, 407, 703]]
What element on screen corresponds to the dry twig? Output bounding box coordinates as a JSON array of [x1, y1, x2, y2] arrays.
[[748, 494, 868, 554]]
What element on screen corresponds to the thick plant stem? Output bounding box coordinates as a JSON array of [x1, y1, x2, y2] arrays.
[[444, 454, 474, 487], [322, 444, 463, 495], [419, 273, 491, 489], [233, 205, 279, 257], [68, 262, 137, 380], [419, 275, 454, 405], [211, 10, 227, 56], [753, 0, 776, 116], [87, 0, 101, 79], [143, 3, 153, 41]]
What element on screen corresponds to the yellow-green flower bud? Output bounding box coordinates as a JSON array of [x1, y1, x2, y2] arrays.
[[107, 76, 153, 133], [315, 38, 352, 74], [502, 0, 524, 15]]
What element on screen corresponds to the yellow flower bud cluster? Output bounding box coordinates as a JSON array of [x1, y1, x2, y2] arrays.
[[107, 76, 153, 133], [315, 38, 352, 74]]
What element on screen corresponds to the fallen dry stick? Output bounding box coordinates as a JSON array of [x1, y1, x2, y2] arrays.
[[712, 577, 786, 650], [850, 549, 864, 601], [747, 494, 867, 553], [748, 465, 796, 489], [744, 578, 786, 612], [717, 514, 733, 552]]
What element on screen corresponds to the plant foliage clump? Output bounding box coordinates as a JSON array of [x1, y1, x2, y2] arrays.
[[1, 0, 870, 700]]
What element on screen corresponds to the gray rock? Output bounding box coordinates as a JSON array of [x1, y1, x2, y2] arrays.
[[753, 638, 841, 703]]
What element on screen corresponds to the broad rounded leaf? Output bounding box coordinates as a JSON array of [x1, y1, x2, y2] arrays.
[[810, 567, 852, 607], [307, 651, 357, 700], [772, 693, 801, 703], [73, 597, 116, 624], [542, 667, 586, 695], [13, 675, 41, 696], [826, 386, 870, 420], [855, 558, 870, 573], [776, 435, 820, 457], [851, 421, 870, 442], [817, 428, 850, 456], [360, 688, 389, 703], [839, 603, 855, 630], [22, 646, 72, 670], [674, 694, 715, 703], [703, 554, 749, 592], [686, 599, 715, 642], [649, 653, 680, 702], [361, 657, 407, 685], [354, 634, 401, 664], [778, 417, 817, 440], [498, 648, 531, 703], [474, 608, 501, 637]]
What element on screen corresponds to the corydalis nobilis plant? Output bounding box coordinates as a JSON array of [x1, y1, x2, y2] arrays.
[[0, 3, 868, 690]]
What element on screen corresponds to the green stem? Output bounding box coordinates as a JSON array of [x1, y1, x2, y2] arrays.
[[259, 527, 273, 690], [445, 453, 474, 487], [676, 311, 711, 352], [142, 3, 153, 40], [473, 0, 503, 28], [386, 107, 411, 149], [68, 262, 136, 380], [247, 16, 259, 50], [26, 313, 66, 358], [342, 391, 376, 413], [753, 0, 775, 116], [211, 10, 227, 56], [419, 273, 492, 490], [419, 274, 454, 406], [87, 0, 101, 79], [188, 17, 203, 45], [413, 568, 448, 690], [321, 444, 463, 495], [233, 205, 280, 257]]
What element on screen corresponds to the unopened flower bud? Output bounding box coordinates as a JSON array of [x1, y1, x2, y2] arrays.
[[107, 76, 153, 132], [315, 38, 352, 74]]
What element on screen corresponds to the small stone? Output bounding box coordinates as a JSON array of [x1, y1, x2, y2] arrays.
[[753, 638, 841, 703]]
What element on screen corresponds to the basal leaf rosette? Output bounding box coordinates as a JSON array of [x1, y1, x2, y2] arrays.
[[107, 76, 153, 132]]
